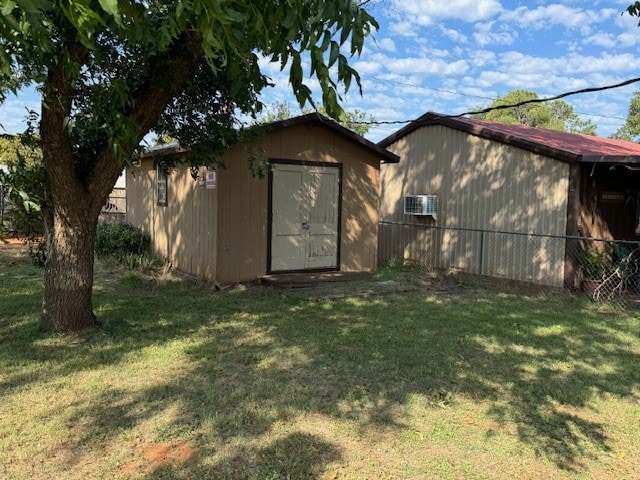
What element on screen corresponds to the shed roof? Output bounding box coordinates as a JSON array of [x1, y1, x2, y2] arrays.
[[142, 113, 399, 163], [268, 113, 399, 163], [380, 112, 640, 164]]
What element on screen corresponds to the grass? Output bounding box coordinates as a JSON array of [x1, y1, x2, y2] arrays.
[[1, 246, 640, 479]]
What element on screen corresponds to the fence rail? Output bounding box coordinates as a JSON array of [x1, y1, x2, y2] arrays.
[[379, 221, 640, 311], [99, 188, 126, 224]]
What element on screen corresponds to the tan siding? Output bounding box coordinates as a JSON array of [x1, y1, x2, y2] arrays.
[[216, 146, 268, 283], [380, 125, 570, 286], [126, 161, 218, 279], [214, 123, 380, 282], [127, 121, 381, 283], [126, 163, 155, 243]]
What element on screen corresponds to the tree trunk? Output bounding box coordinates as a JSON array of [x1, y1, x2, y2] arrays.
[[40, 196, 102, 333], [36, 29, 205, 333]]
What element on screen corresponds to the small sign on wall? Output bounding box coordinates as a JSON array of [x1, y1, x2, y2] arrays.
[[600, 191, 625, 203], [205, 170, 217, 189]]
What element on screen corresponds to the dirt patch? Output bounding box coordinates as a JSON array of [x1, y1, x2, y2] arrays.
[[0, 237, 29, 249], [121, 442, 199, 476]]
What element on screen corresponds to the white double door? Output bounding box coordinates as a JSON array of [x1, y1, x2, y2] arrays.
[[270, 163, 340, 272]]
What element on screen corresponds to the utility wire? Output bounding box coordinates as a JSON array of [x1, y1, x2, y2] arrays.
[[350, 76, 640, 125], [368, 75, 627, 121], [450, 76, 640, 118]]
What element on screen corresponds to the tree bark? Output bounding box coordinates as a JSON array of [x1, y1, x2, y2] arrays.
[[40, 197, 101, 332], [37, 30, 205, 333]]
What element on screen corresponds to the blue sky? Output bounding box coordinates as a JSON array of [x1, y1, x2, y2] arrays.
[[259, 0, 640, 141], [2, 0, 640, 143]]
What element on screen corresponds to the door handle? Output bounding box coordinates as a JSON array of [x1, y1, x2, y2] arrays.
[[302, 222, 309, 230]]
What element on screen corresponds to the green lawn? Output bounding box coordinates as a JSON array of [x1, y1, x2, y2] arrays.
[[1, 245, 639, 479]]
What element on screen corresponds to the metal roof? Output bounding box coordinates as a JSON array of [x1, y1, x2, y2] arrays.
[[379, 112, 640, 164]]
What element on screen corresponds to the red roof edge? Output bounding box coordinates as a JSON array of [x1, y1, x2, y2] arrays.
[[379, 112, 640, 164], [379, 112, 579, 164]]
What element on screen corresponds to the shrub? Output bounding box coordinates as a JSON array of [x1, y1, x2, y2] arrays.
[[95, 222, 150, 258], [28, 240, 46, 267]]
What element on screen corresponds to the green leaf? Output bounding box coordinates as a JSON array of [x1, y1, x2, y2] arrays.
[[290, 51, 303, 86], [282, 7, 297, 29], [328, 41, 340, 68], [98, 0, 118, 18], [1, 0, 16, 16], [176, 1, 185, 19], [320, 30, 331, 51]]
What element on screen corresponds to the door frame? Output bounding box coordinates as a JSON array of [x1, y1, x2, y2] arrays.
[[267, 158, 343, 274]]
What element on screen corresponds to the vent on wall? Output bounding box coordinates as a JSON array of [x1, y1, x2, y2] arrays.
[[404, 195, 437, 220]]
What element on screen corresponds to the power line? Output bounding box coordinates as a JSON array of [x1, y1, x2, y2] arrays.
[[349, 76, 640, 125], [366, 75, 630, 122], [451, 76, 640, 118]]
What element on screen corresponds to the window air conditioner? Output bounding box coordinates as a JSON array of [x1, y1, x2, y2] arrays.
[[404, 195, 437, 220]]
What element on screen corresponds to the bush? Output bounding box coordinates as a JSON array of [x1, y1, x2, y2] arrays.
[[28, 240, 46, 267], [95, 222, 150, 258]]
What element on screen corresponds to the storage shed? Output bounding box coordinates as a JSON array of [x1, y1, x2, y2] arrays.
[[378, 112, 640, 287], [126, 113, 399, 283]]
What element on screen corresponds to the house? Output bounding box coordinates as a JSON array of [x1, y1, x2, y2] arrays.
[[378, 112, 640, 287], [126, 113, 399, 283]]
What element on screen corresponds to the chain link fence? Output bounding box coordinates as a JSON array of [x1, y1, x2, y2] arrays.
[[379, 221, 640, 312]]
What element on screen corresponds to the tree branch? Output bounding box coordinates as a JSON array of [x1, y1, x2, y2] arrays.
[[88, 32, 206, 207]]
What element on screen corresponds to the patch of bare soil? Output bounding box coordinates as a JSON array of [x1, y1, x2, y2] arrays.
[[121, 442, 199, 476], [0, 237, 28, 249]]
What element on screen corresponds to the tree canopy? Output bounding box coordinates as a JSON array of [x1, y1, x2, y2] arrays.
[[472, 90, 597, 135], [611, 90, 640, 142], [259, 101, 377, 137], [0, 1, 379, 333]]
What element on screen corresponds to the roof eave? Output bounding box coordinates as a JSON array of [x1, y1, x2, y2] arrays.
[[273, 113, 399, 163], [579, 155, 640, 164], [139, 144, 188, 158], [380, 112, 581, 164], [137, 113, 400, 164]]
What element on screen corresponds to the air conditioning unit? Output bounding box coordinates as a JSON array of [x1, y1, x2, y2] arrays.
[[404, 195, 437, 219]]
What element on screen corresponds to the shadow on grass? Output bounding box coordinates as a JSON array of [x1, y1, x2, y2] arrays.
[[2, 250, 640, 475]]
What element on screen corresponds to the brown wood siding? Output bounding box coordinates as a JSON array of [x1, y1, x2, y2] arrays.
[[126, 162, 217, 279], [127, 121, 380, 283], [215, 147, 269, 283], [126, 164, 154, 237], [215, 122, 380, 282], [380, 125, 570, 286]]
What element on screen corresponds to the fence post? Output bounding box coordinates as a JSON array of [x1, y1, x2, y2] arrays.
[[478, 230, 485, 275]]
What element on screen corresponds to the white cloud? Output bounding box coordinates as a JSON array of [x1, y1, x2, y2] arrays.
[[352, 60, 384, 75], [376, 37, 397, 52], [468, 49, 497, 67], [440, 26, 468, 44], [499, 5, 617, 30], [382, 56, 470, 76], [613, 10, 640, 46], [388, 0, 503, 26], [415, 45, 451, 59], [389, 21, 417, 38], [584, 31, 617, 48], [473, 22, 517, 46], [495, 51, 640, 77], [617, 32, 638, 47]]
